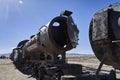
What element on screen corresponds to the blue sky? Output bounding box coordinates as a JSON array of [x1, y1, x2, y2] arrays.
[[0, 0, 120, 54]]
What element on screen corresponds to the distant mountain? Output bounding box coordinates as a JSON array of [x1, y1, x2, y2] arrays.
[[66, 53, 94, 57], [0, 53, 11, 57], [0, 53, 95, 57]]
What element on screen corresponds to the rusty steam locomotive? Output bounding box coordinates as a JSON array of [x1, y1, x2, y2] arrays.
[[10, 10, 82, 80]]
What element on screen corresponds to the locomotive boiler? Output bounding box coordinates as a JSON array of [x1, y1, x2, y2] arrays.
[[10, 10, 82, 80]]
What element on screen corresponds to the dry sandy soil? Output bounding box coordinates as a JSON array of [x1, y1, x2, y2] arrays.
[[0, 59, 35, 80], [67, 55, 120, 78], [0, 56, 120, 80]]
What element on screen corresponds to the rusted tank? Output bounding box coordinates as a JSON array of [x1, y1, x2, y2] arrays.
[[89, 3, 120, 69], [10, 10, 82, 80]]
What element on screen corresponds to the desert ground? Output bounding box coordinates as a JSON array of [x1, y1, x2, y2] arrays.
[[67, 55, 120, 79], [0, 59, 35, 80], [0, 55, 120, 80]]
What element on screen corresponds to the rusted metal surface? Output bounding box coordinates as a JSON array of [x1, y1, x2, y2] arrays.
[[89, 3, 120, 69], [92, 9, 108, 41], [10, 10, 81, 80]]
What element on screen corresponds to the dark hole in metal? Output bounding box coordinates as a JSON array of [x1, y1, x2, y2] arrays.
[[50, 19, 69, 48]]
